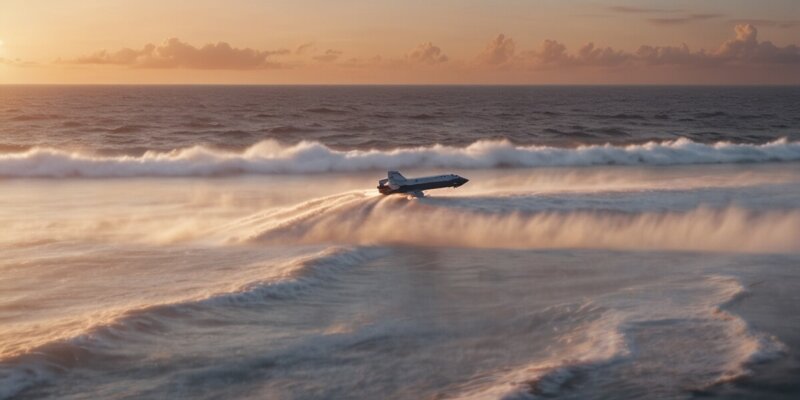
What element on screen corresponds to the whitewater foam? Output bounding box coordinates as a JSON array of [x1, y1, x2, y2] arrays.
[[454, 311, 629, 400], [1, 138, 798, 178], [0, 246, 386, 400], [452, 275, 785, 399], [249, 193, 800, 253]]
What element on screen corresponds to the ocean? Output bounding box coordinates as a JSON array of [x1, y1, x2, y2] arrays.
[[1, 85, 799, 399]]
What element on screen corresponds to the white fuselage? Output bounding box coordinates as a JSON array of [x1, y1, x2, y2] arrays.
[[377, 171, 468, 196]]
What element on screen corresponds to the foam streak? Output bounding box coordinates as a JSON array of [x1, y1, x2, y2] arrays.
[[251, 195, 800, 253]]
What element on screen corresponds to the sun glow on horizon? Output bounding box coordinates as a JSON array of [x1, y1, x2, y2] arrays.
[[1, 0, 799, 84]]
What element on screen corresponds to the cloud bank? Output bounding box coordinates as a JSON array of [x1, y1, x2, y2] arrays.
[[474, 24, 800, 69], [71, 38, 290, 69], [648, 13, 723, 26], [406, 42, 448, 65], [313, 49, 343, 63], [30, 24, 800, 83], [476, 34, 516, 66], [639, 24, 800, 66], [729, 19, 800, 29]]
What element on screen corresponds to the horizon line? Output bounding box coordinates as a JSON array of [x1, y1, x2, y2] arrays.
[[3, 83, 799, 87]]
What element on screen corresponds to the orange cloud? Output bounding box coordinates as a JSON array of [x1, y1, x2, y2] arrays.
[[494, 24, 800, 69], [406, 42, 448, 65], [0, 57, 37, 67], [648, 13, 722, 25], [729, 19, 800, 29], [476, 34, 516, 66], [715, 24, 800, 64], [61, 25, 800, 73], [517, 40, 630, 68], [71, 38, 290, 69], [634, 43, 706, 66], [637, 24, 800, 65], [24, 24, 799, 85], [606, 6, 723, 26], [295, 42, 315, 54], [319, 43, 448, 69], [313, 49, 343, 63]]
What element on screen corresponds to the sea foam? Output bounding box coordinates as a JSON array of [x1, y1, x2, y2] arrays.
[[249, 192, 800, 253], [0, 138, 798, 177], [0, 246, 385, 400], [451, 275, 785, 399]]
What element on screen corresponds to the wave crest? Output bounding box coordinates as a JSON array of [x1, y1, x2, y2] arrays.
[[1, 138, 798, 178], [453, 275, 785, 399]]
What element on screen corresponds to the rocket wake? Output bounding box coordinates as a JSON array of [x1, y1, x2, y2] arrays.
[[246, 192, 800, 253]]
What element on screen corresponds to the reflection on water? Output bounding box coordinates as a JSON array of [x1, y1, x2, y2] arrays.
[[0, 163, 799, 399]]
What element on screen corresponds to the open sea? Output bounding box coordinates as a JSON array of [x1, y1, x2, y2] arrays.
[[1, 85, 799, 399]]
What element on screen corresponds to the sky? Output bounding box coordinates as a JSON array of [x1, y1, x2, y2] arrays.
[[1, 0, 799, 84]]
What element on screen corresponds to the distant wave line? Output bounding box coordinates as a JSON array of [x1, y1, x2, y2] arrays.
[[0, 138, 799, 178]]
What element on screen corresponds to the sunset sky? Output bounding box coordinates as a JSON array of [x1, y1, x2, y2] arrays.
[[1, 0, 799, 84]]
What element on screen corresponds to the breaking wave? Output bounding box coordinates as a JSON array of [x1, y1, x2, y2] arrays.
[[0, 138, 799, 177], [453, 275, 785, 399]]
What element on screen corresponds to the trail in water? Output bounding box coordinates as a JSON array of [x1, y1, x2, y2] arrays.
[[248, 193, 800, 253]]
